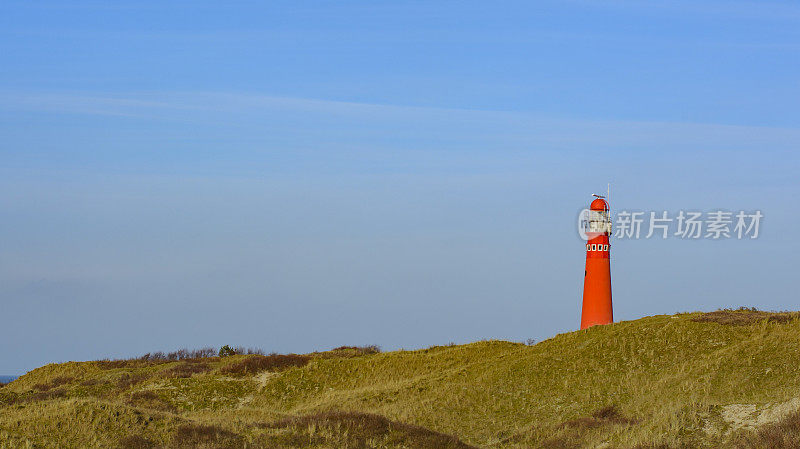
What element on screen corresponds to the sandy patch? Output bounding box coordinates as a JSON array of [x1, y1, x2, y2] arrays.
[[711, 397, 800, 434]]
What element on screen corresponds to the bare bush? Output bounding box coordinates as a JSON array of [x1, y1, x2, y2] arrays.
[[219, 354, 311, 376], [118, 435, 156, 449], [692, 308, 798, 326], [128, 390, 176, 413], [117, 373, 149, 390], [560, 405, 637, 429], [33, 376, 74, 391], [219, 345, 265, 357], [334, 345, 381, 355], [159, 361, 212, 378], [172, 423, 244, 449], [28, 388, 67, 402], [97, 360, 136, 369], [539, 436, 579, 449], [151, 347, 218, 361], [98, 348, 221, 369], [237, 346, 265, 355], [732, 410, 800, 448]]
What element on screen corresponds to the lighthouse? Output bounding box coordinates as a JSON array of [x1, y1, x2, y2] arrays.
[[580, 195, 613, 329]]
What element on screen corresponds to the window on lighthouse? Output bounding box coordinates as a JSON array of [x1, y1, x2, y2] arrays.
[[591, 244, 597, 251]]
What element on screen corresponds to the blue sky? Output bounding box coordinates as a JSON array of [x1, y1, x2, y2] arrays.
[[1, 1, 798, 374]]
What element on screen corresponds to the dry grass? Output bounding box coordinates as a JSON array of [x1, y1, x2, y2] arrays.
[[538, 436, 576, 449], [3, 313, 800, 448], [266, 411, 479, 449], [96, 358, 166, 370], [218, 354, 311, 376], [692, 307, 798, 326]]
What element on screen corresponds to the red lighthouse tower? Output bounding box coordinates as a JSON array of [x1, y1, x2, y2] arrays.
[[580, 195, 613, 329]]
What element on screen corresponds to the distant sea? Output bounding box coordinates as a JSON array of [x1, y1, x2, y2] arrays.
[[0, 375, 18, 384]]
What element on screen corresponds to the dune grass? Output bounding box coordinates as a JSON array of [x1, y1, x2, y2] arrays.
[[1, 309, 799, 448]]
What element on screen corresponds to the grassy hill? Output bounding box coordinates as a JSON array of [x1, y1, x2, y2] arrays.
[[2, 309, 800, 448]]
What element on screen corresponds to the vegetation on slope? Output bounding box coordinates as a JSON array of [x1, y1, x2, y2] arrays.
[[1, 309, 799, 448]]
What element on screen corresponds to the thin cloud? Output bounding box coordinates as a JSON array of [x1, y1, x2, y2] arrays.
[[568, 0, 800, 21], [1, 91, 799, 152]]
